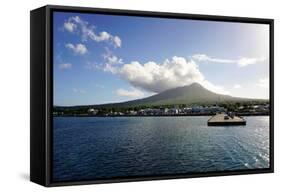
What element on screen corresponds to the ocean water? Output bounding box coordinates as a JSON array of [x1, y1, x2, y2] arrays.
[[53, 116, 270, 182]]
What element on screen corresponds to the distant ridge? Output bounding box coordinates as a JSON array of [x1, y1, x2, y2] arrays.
[[88, 82, 265, 108]]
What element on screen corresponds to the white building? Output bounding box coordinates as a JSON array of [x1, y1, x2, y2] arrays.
[[88, 108, 99, 115]]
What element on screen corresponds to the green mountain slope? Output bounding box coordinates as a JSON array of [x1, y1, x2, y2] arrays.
[[93, 83, 262, 108]]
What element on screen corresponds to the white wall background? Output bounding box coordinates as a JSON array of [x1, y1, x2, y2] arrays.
[[0, 0, 279, 191]]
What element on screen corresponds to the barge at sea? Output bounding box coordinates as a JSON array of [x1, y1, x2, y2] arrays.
[[208, 113, 246, 126]]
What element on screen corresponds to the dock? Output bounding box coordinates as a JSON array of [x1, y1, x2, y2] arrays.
[[207, 113, 246, 126]]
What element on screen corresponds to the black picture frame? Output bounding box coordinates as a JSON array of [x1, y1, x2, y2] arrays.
[[30, 4, 274, 187]]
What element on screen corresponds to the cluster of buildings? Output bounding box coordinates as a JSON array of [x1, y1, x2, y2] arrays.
[[133, 106, 227, 116], [238, 104, 270, 113], [88, 105, 227, 116], [53, 103, 269, 116]]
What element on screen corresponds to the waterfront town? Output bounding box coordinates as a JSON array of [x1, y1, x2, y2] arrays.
[[53, 103, 270, 117]]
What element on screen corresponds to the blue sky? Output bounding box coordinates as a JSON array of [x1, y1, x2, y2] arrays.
[[53, 11, 270, 106]]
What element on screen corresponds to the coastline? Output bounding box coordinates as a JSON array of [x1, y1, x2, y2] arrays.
[[53, 112, 269, 117]]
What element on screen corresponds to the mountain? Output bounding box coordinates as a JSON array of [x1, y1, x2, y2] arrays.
[[92, 83, 262, 108]]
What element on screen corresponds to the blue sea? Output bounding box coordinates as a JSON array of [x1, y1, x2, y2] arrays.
[[53, 116, 270, 181]]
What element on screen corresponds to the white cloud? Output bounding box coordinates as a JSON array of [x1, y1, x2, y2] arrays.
[[105, 56, 229, 95], [63, 16, 122, 48], [192, 54, 266, 67], [59, 63, 72, 70], [237, 57, 266, 67], [257, 77, 269, 88], [64, 22, 76, 32], [66, 43, 88, 55], [72, 88, 86, 94], [192, 54, 234, 64], [113, 36, 122, 48], [233, 84, 242, 89], [96, 31, 111, 41], [107, 55, 122, 65], [201, 80, 230, 95], [116, 87, 144, 98], [103, 48, 123, 65], [102, 48, 123, 73]]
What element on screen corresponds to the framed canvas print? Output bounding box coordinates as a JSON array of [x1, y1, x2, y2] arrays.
[[30, 5, 274, 187]]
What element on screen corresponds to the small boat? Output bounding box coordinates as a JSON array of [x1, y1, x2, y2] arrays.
[[208, 113, 246, 126]]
